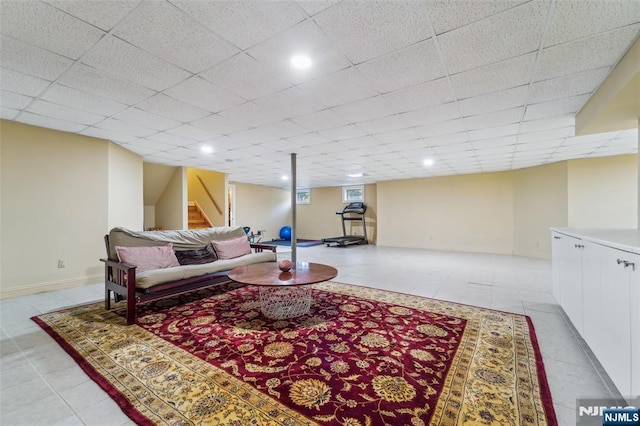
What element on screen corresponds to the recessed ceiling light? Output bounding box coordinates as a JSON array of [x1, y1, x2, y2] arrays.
[[282, 175, 289, 180], [201, 145, 213, 154], [346, 172, 364, 178], [291, 55, 312, 69], [423, 158, 435, 167]]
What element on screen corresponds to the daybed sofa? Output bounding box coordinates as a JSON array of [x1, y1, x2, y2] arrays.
[[102, 226, 277, 324]]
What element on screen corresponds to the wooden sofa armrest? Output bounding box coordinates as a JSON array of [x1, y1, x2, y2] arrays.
[[250, 243, 277, 253]]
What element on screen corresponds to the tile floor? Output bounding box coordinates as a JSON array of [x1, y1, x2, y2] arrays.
[[0, 244, 622, 425]]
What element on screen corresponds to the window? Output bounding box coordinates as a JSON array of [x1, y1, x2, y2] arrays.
[[342, 185, 364, 203], [296, 189, 311, 204]]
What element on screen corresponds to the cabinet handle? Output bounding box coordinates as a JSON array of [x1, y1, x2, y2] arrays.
[[574, 244, 584, 249], [617, 259, 636, 271], [553, 236, 561, 239]]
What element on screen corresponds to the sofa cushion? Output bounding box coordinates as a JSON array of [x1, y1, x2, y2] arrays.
[[115, 244, 180, 273], [175, 244, 218, 265], [211, 235, 251, 259], [135, 251, 277, 289]]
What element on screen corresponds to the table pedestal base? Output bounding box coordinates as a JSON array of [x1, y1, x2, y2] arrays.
[[259, 286, 311, 319]]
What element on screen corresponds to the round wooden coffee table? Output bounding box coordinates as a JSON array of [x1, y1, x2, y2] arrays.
[[228, 262, 338, 319]]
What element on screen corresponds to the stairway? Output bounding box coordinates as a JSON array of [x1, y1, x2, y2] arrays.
[[188, 201, 213, 229]]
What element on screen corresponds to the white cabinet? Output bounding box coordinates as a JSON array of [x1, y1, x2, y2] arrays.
[[551, 229, 640, 399]]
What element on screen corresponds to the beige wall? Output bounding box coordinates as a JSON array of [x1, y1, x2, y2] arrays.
[[1, 121, 109, 296], [155, 167, 187, 230], [108, 143, 143, 230], [513, 162, 568, 258], [377, 172, 514, 254], [232, 182, 290, 242], [296, 184, 377, 242], [567, 154, 638, 228], [187, 168, 226, 226]]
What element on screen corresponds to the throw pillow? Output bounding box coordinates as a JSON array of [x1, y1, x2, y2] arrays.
[[115, 244, 180, 273], [174, 244, 218, 265], [211, 235, 252, 259]]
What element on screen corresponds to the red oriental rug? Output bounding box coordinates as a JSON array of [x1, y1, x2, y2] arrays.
[[32, 281, 557, 426]]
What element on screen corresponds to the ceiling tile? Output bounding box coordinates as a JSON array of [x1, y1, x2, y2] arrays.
[[113, 1, 239, 74], [287, 132, 332, 147], [1, 106, 19, 120], [313, 0, 432, 64], [95, 117, 158, 138], [190, 114, 249, 135], [81, 35, 191, 91], [399, 102, 462, 127], [164, 76, 245, 113], [355, 114, 411, 134], [80, 126, 138, 143], [450, 53, 536, 99], [438, 1, 547, 74], [414, 118, 466, 138], [257, 120, 309, 139], [136, 94, 210, 122], [166, 124, 217, 142], [143, 131, 195, 147], [57, 63, 156, 105], [463, 107, 523, 130], [219, 102, 284, 128], [44, 0, 139, 32], [172, 0, 306, 50], [523, 94, 590, 121], [459, 85, 528, 116], [27, 99, 105, 125], [331, 95, 396, 123], [528, 67, 610, 104], [0, 68, 50, 97], [426, 0, 528, 35], [468, 123, 519, 141], [299, 67, 379, 108], [318, 124, 367, 141], [16, 111, 86, 133], [423, 131, 469, 147], [340, 136, 384, 149], [290, 109, 350, 132], [254, 87, 324, 119], [113, 107, 180, 131], [384, 77, 455, 113], [41, 84, 128, 116], [1, 90, 32, 109], [519, 114, 575, 133], [545, 0, 640, 47], [472, 135, 518, 149], [117, 143, 158, 156], [247, 20, 351, 86], [516, 139, 565, 152], [373, 128, 422, 144], [200, 53, 291, 101], [518, 127, 573, 144], [1, 1, 105, 60], [535, 25, 640, 81], [432, 141, 474, 154], [0, 35, 73, 81], [296, 0, 340, 16], [226, 129, 279, 145], [356, 39, 445, 93]]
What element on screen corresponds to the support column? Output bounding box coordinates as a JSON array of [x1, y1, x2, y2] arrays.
[[290, 153, 297, 265]]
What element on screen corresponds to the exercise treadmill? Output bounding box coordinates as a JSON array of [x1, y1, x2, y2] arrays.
[[323, 202, 368, 247]]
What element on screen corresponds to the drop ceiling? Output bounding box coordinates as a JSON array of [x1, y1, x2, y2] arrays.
[[1, 0, 639, 189]]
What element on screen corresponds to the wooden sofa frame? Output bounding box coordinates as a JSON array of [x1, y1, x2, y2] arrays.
[[101, 235, 277, 325]]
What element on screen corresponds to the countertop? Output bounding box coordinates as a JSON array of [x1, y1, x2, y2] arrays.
[[551, 228, 640, 254]]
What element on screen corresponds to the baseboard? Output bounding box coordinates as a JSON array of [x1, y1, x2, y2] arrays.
[[0, 274, 102, 299]]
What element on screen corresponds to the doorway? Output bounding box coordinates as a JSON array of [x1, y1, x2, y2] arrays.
[[228, 184, 236, 227]]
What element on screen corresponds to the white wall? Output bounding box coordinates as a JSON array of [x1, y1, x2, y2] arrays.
[[108, 143, 143, 230], [568, 155, 638, 229], [232, 182, 291, 242], [155, 167, 187, 230], [1, 121, 109, 297]]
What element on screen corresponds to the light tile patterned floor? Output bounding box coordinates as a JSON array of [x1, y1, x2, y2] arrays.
[[0, 245, 620, 425]]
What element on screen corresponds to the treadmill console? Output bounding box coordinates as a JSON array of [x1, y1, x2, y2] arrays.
[[341, 202, 367, 214]]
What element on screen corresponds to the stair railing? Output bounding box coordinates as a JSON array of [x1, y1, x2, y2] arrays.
[[196, 175, 223, 216]]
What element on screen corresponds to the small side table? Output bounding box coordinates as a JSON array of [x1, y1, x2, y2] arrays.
[[228, 262, 338, 319]]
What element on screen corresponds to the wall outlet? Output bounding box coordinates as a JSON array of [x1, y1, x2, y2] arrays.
[[57, 259, 66, 268]]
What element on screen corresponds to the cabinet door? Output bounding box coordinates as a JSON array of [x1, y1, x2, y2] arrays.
[[558, 235, 583, 334], [581, 241, 602, 360], [628, 253, 639, 397], [551, 232, 562, 303], [600, 246, 632, 397]]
